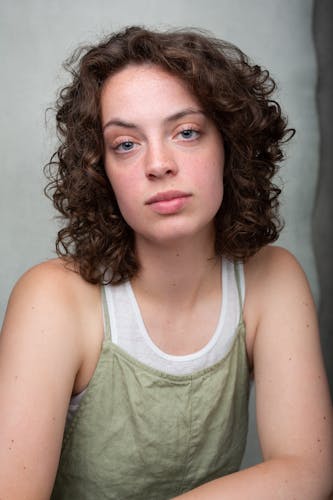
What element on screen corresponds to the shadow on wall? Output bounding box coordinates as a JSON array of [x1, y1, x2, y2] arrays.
[[313, 0, 333, 397]]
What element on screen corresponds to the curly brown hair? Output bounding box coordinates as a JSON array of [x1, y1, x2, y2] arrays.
[[45, 25, 294, 284]]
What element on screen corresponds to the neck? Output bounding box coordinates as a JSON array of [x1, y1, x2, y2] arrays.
[[131, 231, 221, 306]]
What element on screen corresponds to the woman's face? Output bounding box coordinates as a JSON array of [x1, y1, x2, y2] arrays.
[[101, 64, 224, 248]]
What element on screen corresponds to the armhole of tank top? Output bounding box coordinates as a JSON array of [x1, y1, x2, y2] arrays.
[[234, 261, 245, 322], [100, 285, 112, 341]]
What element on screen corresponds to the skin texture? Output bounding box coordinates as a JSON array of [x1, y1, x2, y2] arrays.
[[0, 64, 332, 499]]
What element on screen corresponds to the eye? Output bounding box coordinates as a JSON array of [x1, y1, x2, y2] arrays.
[[114, 141, 136, 153], [177, 128, 200, 141]]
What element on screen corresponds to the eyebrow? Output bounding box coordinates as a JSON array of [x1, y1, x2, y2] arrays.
[[102, 108, 205, 132]]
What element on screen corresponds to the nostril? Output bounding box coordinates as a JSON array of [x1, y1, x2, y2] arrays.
[[146, 164, 177, 179]]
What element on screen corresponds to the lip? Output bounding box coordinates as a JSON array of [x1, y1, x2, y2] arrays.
[[145, 190, 191, 205], [145, 190, 192, 215]]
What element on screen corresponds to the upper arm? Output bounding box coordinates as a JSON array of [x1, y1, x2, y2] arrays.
[[0, 261, 84, 499], [248, 247, 333, 489]]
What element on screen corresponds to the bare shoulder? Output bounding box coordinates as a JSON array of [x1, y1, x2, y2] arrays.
[[244, 245, 312, 314], [243, 246, 316, 365], [245, 244, 307, 284], [8, 257, 93, 306], [1, 258, 103, 390], [5, 258, 100, 329]]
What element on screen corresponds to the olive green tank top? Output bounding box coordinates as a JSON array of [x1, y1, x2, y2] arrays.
[[51, 265, 250, 499]]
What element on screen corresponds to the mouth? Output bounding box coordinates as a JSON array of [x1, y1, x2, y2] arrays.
[[145, 190, 192, 215], [145, 190, 191, 205]]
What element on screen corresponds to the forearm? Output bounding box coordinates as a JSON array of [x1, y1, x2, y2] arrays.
[[172, 456, 332, 500]]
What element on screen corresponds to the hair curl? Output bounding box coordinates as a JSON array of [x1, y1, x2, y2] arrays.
[[44, 25, 295, 284]]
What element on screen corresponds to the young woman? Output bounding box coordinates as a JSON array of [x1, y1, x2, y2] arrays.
[[0, 26, 332, 499]]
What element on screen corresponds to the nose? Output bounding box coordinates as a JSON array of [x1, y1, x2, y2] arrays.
[[145, 142, 178, 180]]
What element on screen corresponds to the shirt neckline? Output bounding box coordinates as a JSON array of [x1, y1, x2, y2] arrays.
[[125, 258, 228, 362]]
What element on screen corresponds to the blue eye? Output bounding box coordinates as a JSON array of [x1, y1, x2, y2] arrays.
[[115, 141, 135, 152], [180, 129, 199, 140]]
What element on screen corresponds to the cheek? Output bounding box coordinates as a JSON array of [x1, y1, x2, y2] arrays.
[[199, 154, 224, 208], [105, 164, 125, 203], [205, 164, 224, 218], [211, 146, 225, 206], [209, 172, 224, 212], [107, 172, 139, 223]]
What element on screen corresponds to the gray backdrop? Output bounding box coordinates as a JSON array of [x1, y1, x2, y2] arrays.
[[1, 0, 331, 468]]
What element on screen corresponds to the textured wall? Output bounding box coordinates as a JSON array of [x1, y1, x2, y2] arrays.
[[0, 0, 321, 466]]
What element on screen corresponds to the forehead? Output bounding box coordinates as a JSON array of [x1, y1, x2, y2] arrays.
[[102, 63, 192, 92], [100, 64, 200, 119]]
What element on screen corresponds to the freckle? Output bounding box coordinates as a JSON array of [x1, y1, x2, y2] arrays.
[[11, 439, 14, 443], [323, 416, 327, 420], [317, 438, 321, 442], [306, 324, 309, 328], [288, 357, 292, 361]]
